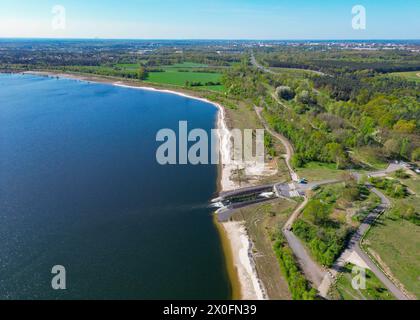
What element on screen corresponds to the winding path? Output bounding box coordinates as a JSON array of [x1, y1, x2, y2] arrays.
[[254, 105, 330, 297], [239, 55, 412, 299], [319, 187, 410, 300], [255, 106, 298, 182], [253, 91, 409, 300], [250, 52, 328, 77]]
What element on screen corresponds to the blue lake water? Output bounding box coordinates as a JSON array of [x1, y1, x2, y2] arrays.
[[0, 74, 230, 299]]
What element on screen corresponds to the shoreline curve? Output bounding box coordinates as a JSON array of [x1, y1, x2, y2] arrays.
[[19, 70, 266, 300]]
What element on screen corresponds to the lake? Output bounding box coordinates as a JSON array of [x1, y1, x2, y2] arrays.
[[0, 74, 231, 299]]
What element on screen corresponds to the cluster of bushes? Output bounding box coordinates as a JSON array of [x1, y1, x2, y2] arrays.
[[221, 61, 267, 98], [56, 65, 149, 80], [185, 81, 221, 87], [383, 137, 414, 161], [273, 236, 317, 300], [292, 184, 363, 266], [266, 57, 420, 75], [146, 68, 165, 73], [388, 204, 419, 226], [292, 220, 349, 267], [369, 177, 408, 198], [178, 69, 219, 73], [265, 111, 350, 169], [264, 133, 276, 157], [276, 86, 295, 100], [394, 169, 411, 179]]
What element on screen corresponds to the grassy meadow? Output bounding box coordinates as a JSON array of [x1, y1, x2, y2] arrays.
[[388, 71, 420, 82], [118, 62, 225, 92], [331, 264, 395, 300], [363, 174, 420, 298]]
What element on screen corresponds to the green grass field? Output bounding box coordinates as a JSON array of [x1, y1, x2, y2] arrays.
[[333, 264, 395, 300], [349, 148, 388, 170], [163, 62, 209, 69], [364, 215, 419, 298], [145, 70, 224, 91], [115, 61, 225, 92], [362, 173, 419, 298], [296, 162, 346, 181], [388, 71, 420, 82], [117, 62, 210, 70]]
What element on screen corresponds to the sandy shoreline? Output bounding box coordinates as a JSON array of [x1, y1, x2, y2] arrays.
[[20, 70, 266, 300]]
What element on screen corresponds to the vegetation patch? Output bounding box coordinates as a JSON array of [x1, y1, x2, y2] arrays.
[[145, 70, 224, 91], [364, 210, 420, 298], [388, 71, 420, 83], [293, 182, 378, 267], [331, 263, 395, 300], [232, 200, 298, 299], [273, 234, 318, 300], [369, 177, 409, 199]]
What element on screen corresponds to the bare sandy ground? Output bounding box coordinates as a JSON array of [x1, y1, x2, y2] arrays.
[[221, 222, 266, 300]]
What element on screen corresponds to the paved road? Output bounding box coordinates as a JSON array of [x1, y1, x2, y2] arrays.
[[256, 102, 409, 299], [256, 102, 341, 298], [354, 242, 409, 300], [283, 229, 327, 289], [250, 52, 328, 77], [228, 62, 409, 299], [353, 188, 408, 300], [251, 53, 278, 75], [321, 187, 410, 300], [282, 196, 330, 298], [297, 179, 341, 192]]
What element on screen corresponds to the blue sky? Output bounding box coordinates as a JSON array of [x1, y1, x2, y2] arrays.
[[0, 0, 419, 39]]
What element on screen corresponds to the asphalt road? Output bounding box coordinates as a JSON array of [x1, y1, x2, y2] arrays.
[[324, 187, 409, 300], [250, 52, 328, 77], [353, 188, 408, 300], [224, 57, 411, 299], [282, 197, 330, 294]]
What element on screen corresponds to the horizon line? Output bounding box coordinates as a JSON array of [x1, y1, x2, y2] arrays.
[[0, 37, 419, 42]]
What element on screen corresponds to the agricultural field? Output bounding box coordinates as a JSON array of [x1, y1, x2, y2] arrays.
[[296, 162, 347, 181], [145, 71, 224, 91], [117, 62, 225, 92]]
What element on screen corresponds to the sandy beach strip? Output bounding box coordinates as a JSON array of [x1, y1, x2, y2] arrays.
[[22, 70, 267, 300]]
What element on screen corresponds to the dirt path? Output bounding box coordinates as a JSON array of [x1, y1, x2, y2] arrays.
[[254, 105, 330, 297], [254, 106, 299, 182]]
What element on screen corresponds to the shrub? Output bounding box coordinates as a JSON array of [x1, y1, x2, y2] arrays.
[[273, 237, 317, 300], [293, 220, 349, 267], [276, 86, 295, 101]]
